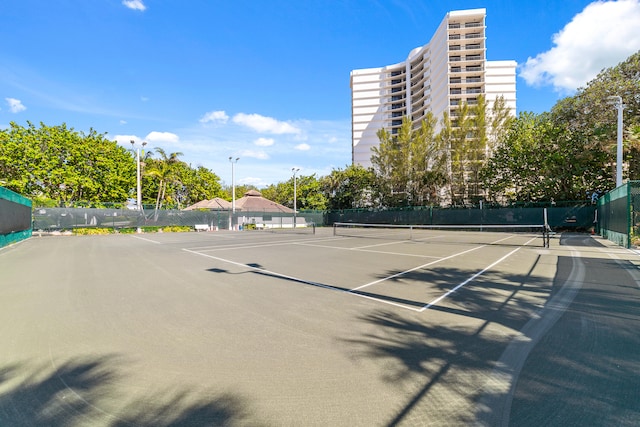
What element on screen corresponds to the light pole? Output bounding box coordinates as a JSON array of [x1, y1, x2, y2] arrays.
[[609, 95, 625, 187], [229, 157, 239, 230], [292, 167, 300, 228], [130, 140, 147, 210]]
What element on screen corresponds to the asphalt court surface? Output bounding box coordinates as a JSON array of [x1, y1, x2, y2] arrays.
[[1, 228, 639, 426], [173, 227, 549, 312]]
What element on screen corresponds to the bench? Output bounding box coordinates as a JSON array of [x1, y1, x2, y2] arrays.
[[194, 224, 209, 231]]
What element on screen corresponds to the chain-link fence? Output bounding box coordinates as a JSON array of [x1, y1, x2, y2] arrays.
[[32, 204, 595, 233], [31, 207, 327, 232], [327, 204, 595, 229], [596, 181, 640, 248]]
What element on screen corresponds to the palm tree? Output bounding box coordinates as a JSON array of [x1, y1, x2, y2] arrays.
[[145, 147, 183, 219]]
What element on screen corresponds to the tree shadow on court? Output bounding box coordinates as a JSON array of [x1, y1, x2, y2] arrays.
[[355, 246, 640, 425], [375, 254, 552, 332], [342, 309, 508, 425], [505, 254, 640, 426], [0, 355, 262, 427]]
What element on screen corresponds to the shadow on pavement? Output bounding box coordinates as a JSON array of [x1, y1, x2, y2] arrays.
[[0, 355, 261, 427]]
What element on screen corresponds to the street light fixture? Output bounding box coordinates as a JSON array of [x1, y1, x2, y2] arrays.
[[229, 157, 239, 230], [292, 167, 300, 228], [609, 95, 625, 187], [130, 140, 147, 211]]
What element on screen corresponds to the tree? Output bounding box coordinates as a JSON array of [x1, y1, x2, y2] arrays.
[[371, 115, 446, 207], [481, 111, 612, 202], [550, 51, 640, 183], [167, 163, 223, 208], [0, 121, 134, 205], [320, 165, 376, 210], [144, 148, 183, 214], [262, 174, 327, 210]]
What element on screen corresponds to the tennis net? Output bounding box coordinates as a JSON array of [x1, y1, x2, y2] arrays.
[[333, 222, 550, 247]]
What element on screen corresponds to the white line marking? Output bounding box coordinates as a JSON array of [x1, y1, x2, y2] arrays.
[[420, 236, 537, 311], [295, 242, 441, 259], [351, 245, 488, 291], [130, 235, 161, 244], [187, 236, 338, 252], [182, 248, 423, 311], [351, 236, 444, 249]]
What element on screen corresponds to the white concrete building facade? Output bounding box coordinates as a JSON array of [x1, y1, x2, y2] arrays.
[[350, 8, 516, 168]]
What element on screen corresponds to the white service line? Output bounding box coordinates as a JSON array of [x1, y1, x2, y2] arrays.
[[130, 235, 162, 244], [420, 236, 537, 311], [351, 236, 445, 250], [295, 241, 441, 259], [182, 248, 424, 311], [187, 236, 339, 252], [351, 245, 488, 291]]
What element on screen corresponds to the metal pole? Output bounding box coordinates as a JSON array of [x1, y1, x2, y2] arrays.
[[616, 98, 624, 188], [292, 167, 299, 228], [229, 157, 239, 230], [609, 96, 624, 187], [136, 147, 141, 210]]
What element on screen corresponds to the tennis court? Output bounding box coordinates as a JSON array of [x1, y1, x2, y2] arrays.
[[1, 227, 639, 426]]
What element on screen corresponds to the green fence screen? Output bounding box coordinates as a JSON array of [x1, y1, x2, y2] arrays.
[[0, 186, 33, 248], [597, 181, 640, 248]]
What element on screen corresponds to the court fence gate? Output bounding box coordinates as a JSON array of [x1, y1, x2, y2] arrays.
[[596, 181, 640, 248]]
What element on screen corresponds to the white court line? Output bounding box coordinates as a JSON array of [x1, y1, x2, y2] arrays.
[[420, 236, 538, 311], [187, 236, 338, 252], [130, 235, 161, 244], [351, 245, 488, 292], [182, 248, 425, 311], [351, 235, 445, 250], [605, 250, 640, 288], [351, 234, 536, 294], [295, 242, 441, 259]]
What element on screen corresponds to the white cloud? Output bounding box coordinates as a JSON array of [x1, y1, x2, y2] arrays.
[[200, 110, 229, 124], [6, 98, 26, 113], [145, 131, 180, 143], [255, 137, 275, 147], [113, 135, 142, 147], [239, 149, 269, 160], [122, 0, 146, 11], [232, 113, 301, 135], [294, 143, 311, 151], [119, 120, 127, 125], [520, 0, 640, 92]]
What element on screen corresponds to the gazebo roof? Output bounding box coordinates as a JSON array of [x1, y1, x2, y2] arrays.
[[183, 197, 232, 210], [235, 190, 293, 213]]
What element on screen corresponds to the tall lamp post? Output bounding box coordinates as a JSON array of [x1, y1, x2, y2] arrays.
[[609, 95, 625, 188], [229, 157, 239, 230], [292, 167, 300, 228], [130, 140, 147, 210]]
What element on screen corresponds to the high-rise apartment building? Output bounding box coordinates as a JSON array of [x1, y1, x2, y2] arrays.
[[350, 8, 516, 168]]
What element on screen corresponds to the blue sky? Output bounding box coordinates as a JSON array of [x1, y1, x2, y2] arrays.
[[2, 0, 639, 188]]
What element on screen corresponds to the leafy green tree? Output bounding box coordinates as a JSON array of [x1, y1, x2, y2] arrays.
[[481, 112, 612, 202], [163, 162, 223, 208], [0, 121, 134, 204], [550, 51, 640, 182], [261, 174, 326, 210], [144, 148, 183, 213], [320, 165, 376, 210], [372, 115, 446, 207]]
